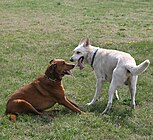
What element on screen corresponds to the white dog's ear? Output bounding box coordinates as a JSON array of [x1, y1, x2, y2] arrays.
[[84, 38, 90, 47], [79, 38, 90, 47]]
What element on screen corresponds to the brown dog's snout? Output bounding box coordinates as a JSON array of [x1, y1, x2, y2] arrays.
[[67, 64, 75, 70]]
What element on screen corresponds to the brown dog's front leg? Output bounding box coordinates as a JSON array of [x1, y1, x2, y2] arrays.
[[59, 97, 83, 114], [67, 99, 79, 108]]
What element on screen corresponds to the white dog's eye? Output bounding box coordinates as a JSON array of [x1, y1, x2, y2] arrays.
[[76, 51, 81, 54]]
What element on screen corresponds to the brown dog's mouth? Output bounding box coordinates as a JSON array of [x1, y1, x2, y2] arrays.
[[63, 70, 72, 75], [77, 56, 84, 70]]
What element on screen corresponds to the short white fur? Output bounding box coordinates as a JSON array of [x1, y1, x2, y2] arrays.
[[70, 38, 150, 114]]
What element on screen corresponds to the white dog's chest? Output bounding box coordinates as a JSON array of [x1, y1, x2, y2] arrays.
[[94, 64, 115, 81], [93, 52, 119, 81]]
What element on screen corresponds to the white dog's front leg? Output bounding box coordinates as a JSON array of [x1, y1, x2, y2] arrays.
[[86, 78, 103, 106]]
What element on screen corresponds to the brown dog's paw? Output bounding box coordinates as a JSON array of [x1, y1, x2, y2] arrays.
[[80, 111, 86, 115], [9, 114, 17, 122]]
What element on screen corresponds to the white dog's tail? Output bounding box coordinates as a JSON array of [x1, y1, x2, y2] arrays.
[[126, 60, 150, 76]]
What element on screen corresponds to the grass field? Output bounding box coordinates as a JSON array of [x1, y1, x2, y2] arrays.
[[0, 0, 153, 139]]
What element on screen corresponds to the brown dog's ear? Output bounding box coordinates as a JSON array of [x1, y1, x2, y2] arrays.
[[49, 63, 57, 73], [50, 59, 55, 64]]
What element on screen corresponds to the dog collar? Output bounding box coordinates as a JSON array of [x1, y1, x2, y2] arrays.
[[91, 49, 98, 69], [44, 75, 57, 82]]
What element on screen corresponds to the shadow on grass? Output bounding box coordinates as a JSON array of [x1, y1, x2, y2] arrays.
[[16, 108, 80, 123], [1, 109, 61, 123], [2, 106, 85, 123], [83, 99, 134, 126]]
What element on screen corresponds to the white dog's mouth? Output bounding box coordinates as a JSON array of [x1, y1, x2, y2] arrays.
[[77, 56, 84, 70]]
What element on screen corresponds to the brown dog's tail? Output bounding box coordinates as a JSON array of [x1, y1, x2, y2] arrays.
[[126, 59, 150, 76]]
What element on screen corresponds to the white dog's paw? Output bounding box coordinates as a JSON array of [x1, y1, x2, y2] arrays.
[[86, 102, 93, 106], [86, 98, 97, 106], [102, 103, 112, 115], [131, 103, 136, 109]]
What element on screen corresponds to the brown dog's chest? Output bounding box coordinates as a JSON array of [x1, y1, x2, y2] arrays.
[[32, 78, 66, 102]]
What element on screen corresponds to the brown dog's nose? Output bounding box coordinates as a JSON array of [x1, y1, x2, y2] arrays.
[[70, 57, 74, 62]]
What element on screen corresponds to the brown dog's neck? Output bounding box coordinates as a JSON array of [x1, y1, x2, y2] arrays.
[[45, 70, 62, 82], [44, 75, 58, 82]]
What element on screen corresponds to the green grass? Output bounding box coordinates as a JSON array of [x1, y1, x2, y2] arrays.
[[0, 0, 153, 139]]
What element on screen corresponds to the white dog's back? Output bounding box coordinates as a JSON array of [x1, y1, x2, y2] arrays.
[[95, 48, 150, 76]]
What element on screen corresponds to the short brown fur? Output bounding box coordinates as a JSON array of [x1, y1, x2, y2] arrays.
[[6, 59, 84, 121]]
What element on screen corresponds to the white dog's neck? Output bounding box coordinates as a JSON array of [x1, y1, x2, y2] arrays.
[[86, 45, 99, 65]]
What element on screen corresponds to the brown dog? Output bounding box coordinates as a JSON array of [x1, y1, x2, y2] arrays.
[[5, 59, 84, 121]]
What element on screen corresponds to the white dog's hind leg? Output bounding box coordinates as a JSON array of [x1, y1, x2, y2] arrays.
[[102, 68, 125, 114], [86, 78, 103, 105], [114, 90, 119, 100], [102, 90, 119, 114], [129, 76, 138, 109], [102, 81, 117, 114]]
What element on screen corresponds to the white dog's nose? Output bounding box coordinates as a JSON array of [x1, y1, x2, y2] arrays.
[[70, 57, 74, 62]]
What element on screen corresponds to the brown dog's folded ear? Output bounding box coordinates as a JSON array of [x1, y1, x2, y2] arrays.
[[50, 59, 55, 64], [49, 63, 57, 73], [49, 59, 57, 73]]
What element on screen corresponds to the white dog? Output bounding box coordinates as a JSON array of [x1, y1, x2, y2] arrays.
[[70, 38, 150, 114]]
